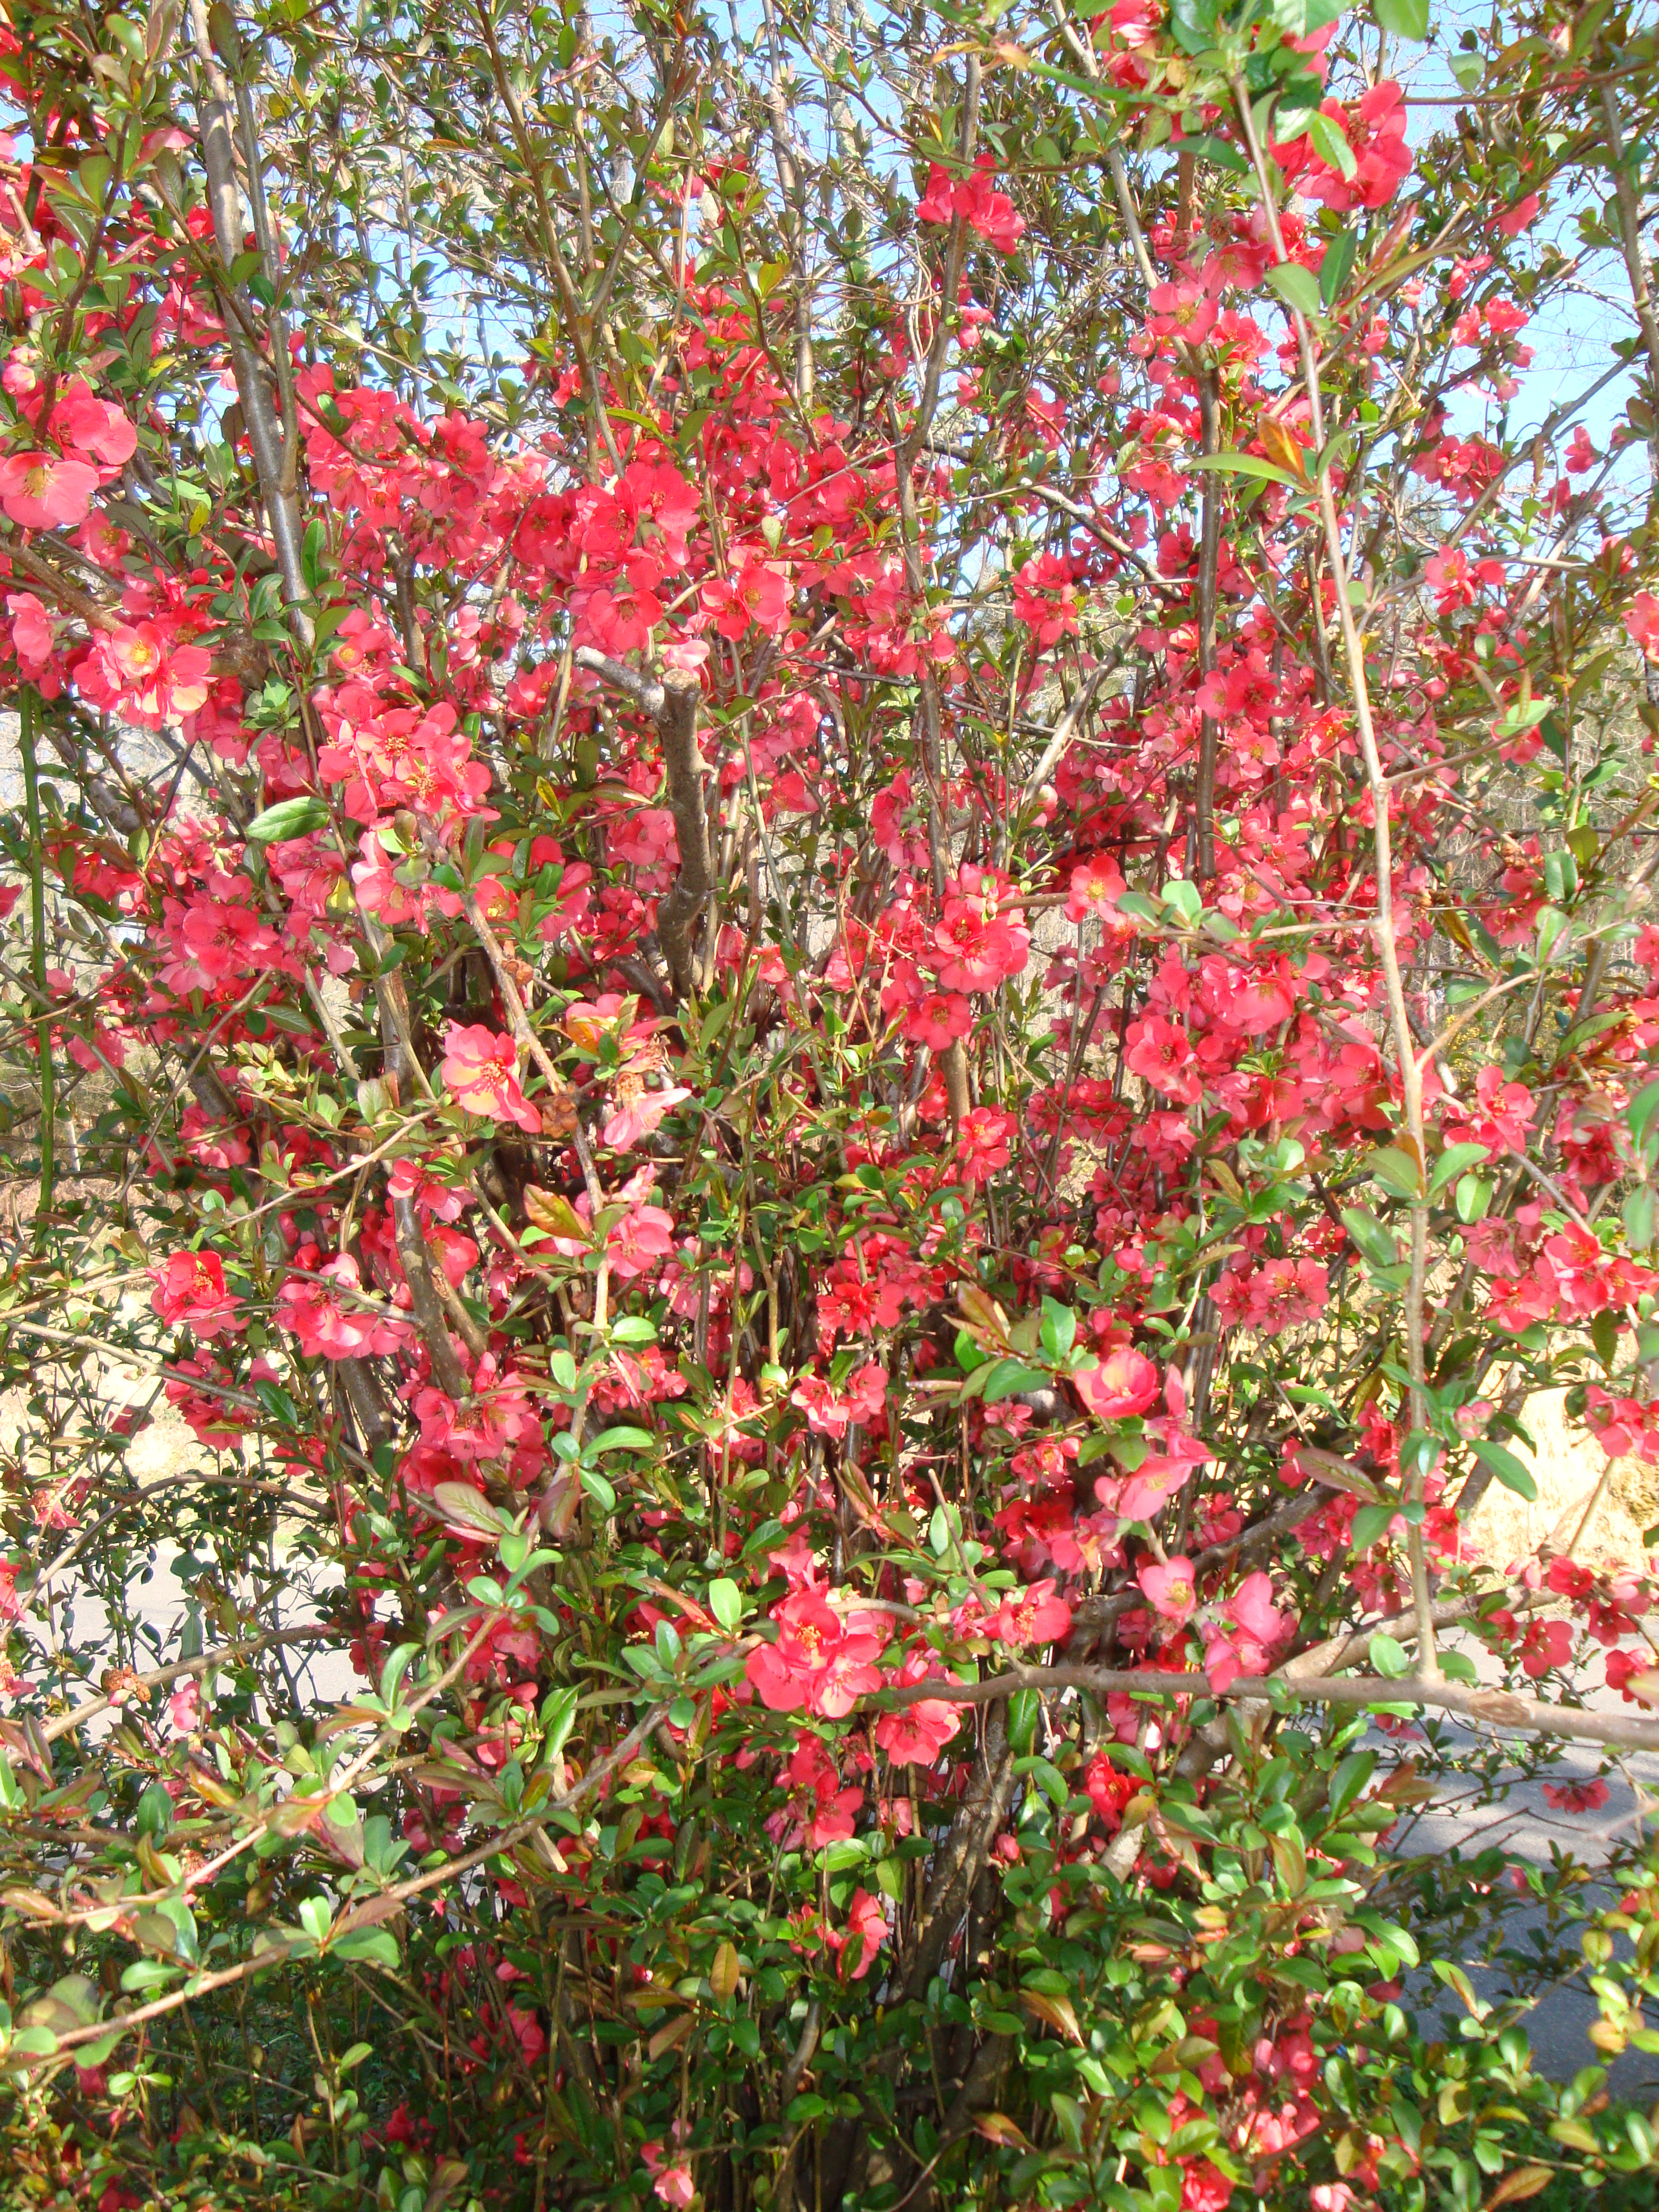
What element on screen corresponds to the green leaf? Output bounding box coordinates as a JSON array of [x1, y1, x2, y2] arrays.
[[979, 1358, 1051, 1405], [1369, 1632, 1410, 1678], [1374, 0, 1429, 38], [1265, 260, 1322, 320], [1039, 1298, 1077, 1362], [585, 1426, 656, 1455], [708, 1577, 743, 1633], [246, 796, 330, 843], [431, 1483, 514, 1537], [332, 1929, 400, 1968], [1629, 1079, 1659, 1156], [1352, 1503, 1396, 1553], [1342, 1205, 1399, 1269], [542, 1686, 579, 1762], [581, 1467, 617, 1514], [954, 1329, 990, 1373], [1543, 847, 1578, 903], [1319, 227, 1359, 309], [1169, 0, 1218, 55], [1470, 1438, 1538, 1501], [1007, 1686, 1042, 1754], [1328, 1749, 1376, 1818], [1306, 111, 1358, 183], [1429, 1142, 1492, 1196], [1186, 450, 1305, 493], [1368, 1144, 1423, 1198], [1162, 878, 1203, 925], [1624, 1185, 1656, 1253], [1455, 1173, 1492, 1224]]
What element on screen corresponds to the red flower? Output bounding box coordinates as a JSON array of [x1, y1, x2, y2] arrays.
[[1179, 2159, 1235, 2212], [828, 1887, 889, 1979], [955, 1105, 1015, 1186], [916, 156, 1025, 254], [1075, 1345, 1160, 1419], [1542, 1777, 1610, 1814], [1066, 856, 1125, 923], [1627, 591, 1659, 659], [1278, 82, 1409, 211], [934, 878, 1030, 991], [442, 1024, 541, 1132], [984, 1579, 1073, 1646], [150, 1250, 243, 1340], [1203, 1572, 1289, 1691], [745, 1587, 886, 1717], [602, 1082, 692, 1150], [704, 554, 791, 638], [1124, 1014, 1201, 1103], [874, 1651, 963, 1765], [84, 622, 213, 726]]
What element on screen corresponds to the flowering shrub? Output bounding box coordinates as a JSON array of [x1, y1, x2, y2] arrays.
[[4, 0, 1659, 2207]]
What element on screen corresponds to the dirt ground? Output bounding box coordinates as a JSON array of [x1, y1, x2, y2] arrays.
[[1464, 1387, 1659, 1575]]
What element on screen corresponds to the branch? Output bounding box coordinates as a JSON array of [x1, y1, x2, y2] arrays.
[[870, 1661, 1659, 1753], [38, 1624, 335, 1746], [12, 1705, 670, 2063], [390, 1190, 477, 1397], [1602, 78, 1659, 471], [572, 646, 666, 720], [1194, 360, 1221, 885], [1230, 78, 1438, 1683], [573, 653, 712, 999]]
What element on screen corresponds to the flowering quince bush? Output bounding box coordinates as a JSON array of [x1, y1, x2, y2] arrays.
[[12, 3, 1659, 2211]]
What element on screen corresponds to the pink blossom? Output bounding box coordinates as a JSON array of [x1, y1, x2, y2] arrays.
[[1074, 1346, 1159, 1420], [1494, 192, 1541, 237], [1627, 591, 1659, 659], [641, 2143, 695, 2208], [0, 450, 98, 529], [82, 622, 213, 726], [874, 1651, 963, 1766], [1124, 1014, 1201, 1103], [7, 591, 55, 680], [1066, 856, 1125, 923], [916, 156, 1025, 254], [1138, 1556, 1196, 1623], [602, 1083, 692, 1150], [791, 1362, 885, 1439], [277, 1255, 411, 1361], [1202, 1572, 1289, 1691], [705, 554, 791, 638], [49, 385, 136, 467], [955, 1106, 1014, 1185], [829, 1887, 889, 1979], [1278, 82, 1410, 211], [770, 1735, 863, 1849], [934, 890, 1030, 991]]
